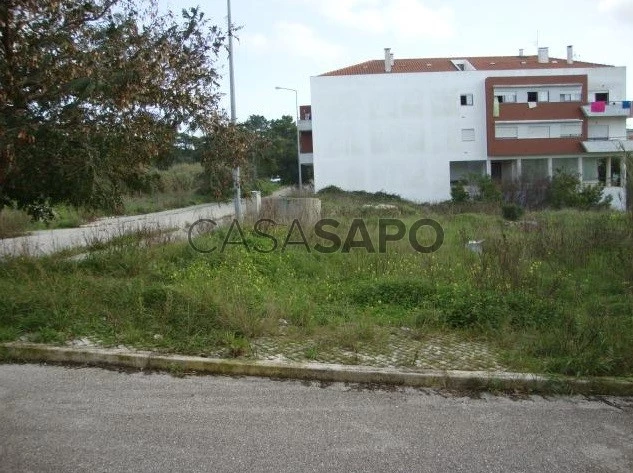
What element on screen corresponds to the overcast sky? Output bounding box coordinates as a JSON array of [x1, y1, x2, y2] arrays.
[[161, 0, 633, 126]]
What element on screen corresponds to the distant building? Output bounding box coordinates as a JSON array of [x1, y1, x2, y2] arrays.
[[304, 46, 632, 208]]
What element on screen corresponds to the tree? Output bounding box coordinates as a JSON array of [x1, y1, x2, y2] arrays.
[[268, 116, 298, 184], [157, 132, 205, 169], [241, 114, 297, 184], [0, 0, 226, 218], [199, 122, 260, 200]]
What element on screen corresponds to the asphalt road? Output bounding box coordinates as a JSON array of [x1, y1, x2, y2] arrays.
[[0, 365, 632, 472]]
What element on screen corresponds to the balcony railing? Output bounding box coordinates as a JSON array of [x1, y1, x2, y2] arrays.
[[582, 137, 633, 153], [581, 101, 632, 117], [297, 119, 312, 131]]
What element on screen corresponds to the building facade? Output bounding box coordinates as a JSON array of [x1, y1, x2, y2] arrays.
[[307, 47, 632, 208]]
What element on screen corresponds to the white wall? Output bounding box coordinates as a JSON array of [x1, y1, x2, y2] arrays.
[[311, 65, 626, 203], [588, 67, 627, 100], [587, 117, 627, 140], [311, 72, 488, 202]]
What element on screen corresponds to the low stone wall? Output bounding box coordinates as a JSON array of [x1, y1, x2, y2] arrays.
[[257, 196, 321, 226]]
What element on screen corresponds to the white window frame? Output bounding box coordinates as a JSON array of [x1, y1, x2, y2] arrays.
[[560, 123, 582, 137], [527, 125, 551, 139], [495, 125, 518, 139], [537, 91, 550, 102], [560, 93, 582, 102], [461, 128, 475, 141]]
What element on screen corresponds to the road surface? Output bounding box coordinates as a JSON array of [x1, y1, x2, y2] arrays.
[[0, 364, 631, 472]]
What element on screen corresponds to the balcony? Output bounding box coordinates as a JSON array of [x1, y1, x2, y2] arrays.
[[581, 102, 632, 118], [299, 153, 313, 165], [581, 138, 633, 153], [298, 105, 312, 131], [298, 119, 312, 131]]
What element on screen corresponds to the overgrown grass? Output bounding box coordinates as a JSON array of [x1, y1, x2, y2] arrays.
[[0, 163, 211, 236], [1, 189, 632, 377], [122, 163, 209, 214], [1, 165, 281, 238], [0, 208, 32, 238]]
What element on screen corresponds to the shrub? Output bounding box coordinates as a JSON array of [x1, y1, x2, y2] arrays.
[[350, 279, 436, 308], [547, 170, 610, 210], [578, 183, 611, 209], [317, 185, 344, 195], [476, 175, 502, 203], [451, 183, 469, 203], [501, 203, 524, 221], [547, 171, 580, 208]]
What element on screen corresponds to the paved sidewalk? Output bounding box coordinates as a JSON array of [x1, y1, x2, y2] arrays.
[[251, 332, 507, 372]]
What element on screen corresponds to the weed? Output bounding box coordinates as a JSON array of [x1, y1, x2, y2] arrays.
[[0, 189, 632, 377]]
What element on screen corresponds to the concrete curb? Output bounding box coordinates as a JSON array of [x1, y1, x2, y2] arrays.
[[2, 343, 633, 395]]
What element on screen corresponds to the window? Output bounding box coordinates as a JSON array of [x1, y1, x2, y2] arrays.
[[527, 125, 550, 138], [461, 128, 475, 141], [460, 94, 473, 106], [588, 124, 609, 140], [553, 158, 579, 176], [560, 93, 582, 102], [560, 123, 582, 137], [522, 159, 548, 180], [493, 91, 517, 103], [594, 92, 609, 102], [456, 63, 465, 71], [582, 157, 601, 181], [528, 91, 549, 102], [450, 161, 486, 183], [495, 126, 518, 139]]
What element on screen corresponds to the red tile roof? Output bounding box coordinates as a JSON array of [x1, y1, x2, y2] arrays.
[[321, 56, 612, 76]]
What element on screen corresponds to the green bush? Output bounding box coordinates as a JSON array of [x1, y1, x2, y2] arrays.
[[450, 183, 469, 203], [350, 279, 436, 308], [501, 203, 524, 221], [547, 170, 610, 210], [317, 185, 344, 195], [476, 175, 502, 202]]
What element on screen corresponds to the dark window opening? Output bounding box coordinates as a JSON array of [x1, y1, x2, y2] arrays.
[[460, 94, 473, 106], [495, 95, 504, 103], [527, 91, 538, 102], [595, 92, 609, 102]]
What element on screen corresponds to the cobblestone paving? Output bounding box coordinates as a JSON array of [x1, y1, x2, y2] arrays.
[[250, 330, 508, 372], [63, 329, 508, 372]]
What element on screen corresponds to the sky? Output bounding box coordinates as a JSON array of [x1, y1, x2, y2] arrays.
[[161, 0, 633, 126]]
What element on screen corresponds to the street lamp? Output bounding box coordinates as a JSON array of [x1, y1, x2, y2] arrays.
[[275, 86, 302, 190]]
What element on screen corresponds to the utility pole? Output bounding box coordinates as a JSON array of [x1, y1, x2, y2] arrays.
[[227, 0, 242, 221]]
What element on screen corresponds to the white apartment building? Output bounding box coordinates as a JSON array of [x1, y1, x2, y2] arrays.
[[304, 47, 632, 208]]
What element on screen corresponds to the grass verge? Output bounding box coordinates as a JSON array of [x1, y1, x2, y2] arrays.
[[0, 189, 632, 377]]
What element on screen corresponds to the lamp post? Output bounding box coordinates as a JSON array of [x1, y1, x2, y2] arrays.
[[275, 86, 302, 190], [227, 0, 242, 220]]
